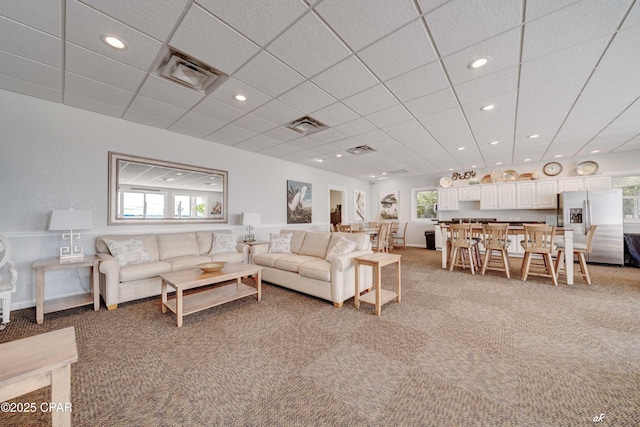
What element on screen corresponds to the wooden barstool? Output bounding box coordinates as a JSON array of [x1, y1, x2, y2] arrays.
[[449, 223, 481, 274], [521, 224, 558, 286], [481, 223, 511, 278], [555, 225, 597, 284]]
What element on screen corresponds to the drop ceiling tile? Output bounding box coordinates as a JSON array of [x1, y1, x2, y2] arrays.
[[66, 1, 161, 72], [192, 97, 245, 122], [454, 66, 518, 105], [235, 134, 282, 151], [168, 111, 226, 138], [251, 99, 303, 125], [259, 143, 301, 157], [358, 21, 437, 82], [266, 13, 351, 78], [64, 92, 125, 117], [0, 50, 60, 89], [65, 72, 133, 107], [442, 28, 521, 86], [425, 0, 521, 56], [294, 128, 348, 146], [522, 0, 629, 62], [0, 74, 60, 103], [418, 107, 474, 146], [620, 0, 640, 30], [129, 94, 187, 122], [383, 118, 435, 145], [232, 114, 278, 134], [311, 56, 379, 100], [311, 102, 359, 127], [0, 15, 60, 67], [205, 124, 256, 145], [354, 130, 393, 145], [209, 78, 271, 112], [277, 81, 336, 115], [403, 87, 458, 117], [342, 84, 398, 116], [198, 0, 308, 46], [315, 0, 418, 52], [233, 51, 305, 97], [463, 91, 517, 146], [170, 4, 259, 75], [139, 75, 204, 109], [524, 0, 583, 21], [365, 104, 414, 128], [0, 0, 60, 36], [384, 60, 449, 102], [124, 109, 174, 128], [65, 44, 146, 92], [262, 126, 301, 142], [334, 118, 377, 137]]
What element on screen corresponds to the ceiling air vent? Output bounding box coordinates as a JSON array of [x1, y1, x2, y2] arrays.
[[285, 116, 328, 136], [155, 48, 227, 95], [346, 145, 377, 155]]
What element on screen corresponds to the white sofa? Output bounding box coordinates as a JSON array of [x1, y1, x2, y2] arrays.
[[96, 231, 248, 309], [252, 230, 373, 307]]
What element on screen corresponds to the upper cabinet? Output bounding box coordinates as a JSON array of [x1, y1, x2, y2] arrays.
[[536, 180, 558, 208], [457, 186, 481, 201], [480, 184, 516, 210], [584, 176, 612, 190], [516, 182, 536, 208], [557, 178, 584, 193], [438, 188, 458, 211]]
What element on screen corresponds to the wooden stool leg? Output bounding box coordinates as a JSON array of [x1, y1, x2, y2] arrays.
[[578, 252, 591, 285], [554, 249, 564, 275], [547, 253, 558, 286], [522, 252, 531, 281], [501, 249, 510, 279], [481, 249, 491, 275]]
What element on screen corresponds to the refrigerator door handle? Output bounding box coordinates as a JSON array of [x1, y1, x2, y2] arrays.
[[585, 199, 591, 234]]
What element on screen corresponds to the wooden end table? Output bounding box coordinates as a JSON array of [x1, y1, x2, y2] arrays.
[[354, 253, 401, 316], [32, 255, 100, 324], [160, 263, 262, 327]]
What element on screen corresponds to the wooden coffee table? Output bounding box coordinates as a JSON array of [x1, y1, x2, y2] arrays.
[[160, 263, 262, 327]]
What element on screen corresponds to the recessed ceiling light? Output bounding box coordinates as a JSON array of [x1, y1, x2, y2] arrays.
[[233, 94, 247, 102], [448, 168, 454, 171], [101, 35, 126, 50], [480, 104, 496, 111], [468, 57, 490, 69], [371, 175, 375, 178], [314, 159, 323, 162], [590, 150, 600, 153], [382, 172, 387, 175], [527, 134, 539, 139], [554, 154, 563, 158], [335, 154, 342, 158], [524, 158, 531, 162], [496, 162, 502, 165], [471, 165, 477, 168], [456, 147, 465, 151], [489, 141, 499, 145]]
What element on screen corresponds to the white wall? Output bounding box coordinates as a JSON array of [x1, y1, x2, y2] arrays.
[[0, 90, 369, 309]]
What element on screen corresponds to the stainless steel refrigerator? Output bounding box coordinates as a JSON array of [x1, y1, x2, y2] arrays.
[[558, 189, 624, 265]]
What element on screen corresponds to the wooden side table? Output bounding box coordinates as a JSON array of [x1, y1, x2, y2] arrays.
[[0, 327, 78, 427], [32, 255, 100, 324], [242, 240, 269, 263], [354, 253, 401, 316]]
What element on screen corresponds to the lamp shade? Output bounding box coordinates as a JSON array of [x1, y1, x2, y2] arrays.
[[241, 212, 261, 226], [49, 210, 93, 231]]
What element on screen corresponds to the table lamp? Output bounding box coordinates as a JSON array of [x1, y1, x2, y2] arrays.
[[48, 209, 93, 260], [242, 212, 260, 242]]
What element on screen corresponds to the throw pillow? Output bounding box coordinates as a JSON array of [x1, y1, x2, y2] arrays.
[[325, 236, 357, 262], [269, 233, 293, 254], [104, 237, 153, 267], [210, 233, 238, 254]]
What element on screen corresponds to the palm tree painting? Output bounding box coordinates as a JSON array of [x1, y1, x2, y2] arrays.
[[287, 180, 312, 224]]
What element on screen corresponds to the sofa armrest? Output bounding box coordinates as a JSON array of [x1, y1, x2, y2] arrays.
[[252, 243, 270, 257], [97, 253, 121, 307], [331, 250, 373, 271], [236, 243, 250, 264]]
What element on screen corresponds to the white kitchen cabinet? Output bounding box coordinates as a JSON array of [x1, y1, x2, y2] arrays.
[[457, 186, 481, 201], [438, 188, 458, 211], [516, 182, 536, 208], [480, 184, 516, 210], [536, 180, 558, 208], [584, 175, 612, 190], [557, 178, 584, 193]]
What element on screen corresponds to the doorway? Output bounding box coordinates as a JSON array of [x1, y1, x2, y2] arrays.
[[328, 185, 346, 231]]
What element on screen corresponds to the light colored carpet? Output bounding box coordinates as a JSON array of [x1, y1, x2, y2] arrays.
[[1, 248, 639, 426]]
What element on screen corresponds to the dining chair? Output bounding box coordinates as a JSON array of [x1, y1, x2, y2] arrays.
[[391, 222, 408, 250], [368, 221, 380, 229], [350, 223, 362, 232], [521, 224, 558, 286], [0, 235, 17, 330], [449, 223, 481, 274], [372, 223, 391, 253], [554, 225, 597, 285], [481, 223, 511, 278], [336, 224, 351, 233]]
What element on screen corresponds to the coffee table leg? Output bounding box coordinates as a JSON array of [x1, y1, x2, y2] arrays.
[[161, 280, 168, 314], [176, 289, 183, 327], [256, 270, 262, 301], [36, 267, 44, 324], [354, 262, 360, 309]]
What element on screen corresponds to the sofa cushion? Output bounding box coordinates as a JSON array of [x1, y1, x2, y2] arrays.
[[298, 232, 331, 258], [279, 230, 307, 254], [206, 252, 243, 263], [97, 234, 160, 260], [328, 232, 369, 252], [120, 260, 172, 282], [196, 232, 214, 254], [157, 232, 199, 260], [254, 253, 289, 268], [274, 255, 320, 273], [269, 233, 293, 253], [299, 260, 331, 282], [325, 236, 357, 262], [164, 255, 212, 271], [104, 236, 153, 267], [210, 233, 238, 253]]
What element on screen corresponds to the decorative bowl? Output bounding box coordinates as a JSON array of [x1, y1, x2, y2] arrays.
[[439, 176, 453, 187], [198, 262, 227, 273], [576, 160, 599, 176], [517, 173, 532, 181], [501, 169, 518, 182]]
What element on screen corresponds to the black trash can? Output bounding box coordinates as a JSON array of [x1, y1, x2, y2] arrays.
[[425, 231, 436, 250]]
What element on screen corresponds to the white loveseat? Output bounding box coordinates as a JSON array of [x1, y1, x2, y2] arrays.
[[96, 231, 248, 309], [252, 230, 373, 307]]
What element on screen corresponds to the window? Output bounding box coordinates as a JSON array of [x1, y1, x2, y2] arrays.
[[120, 191, 165, 218], [174, 195, 207, 218], [411, 188, 438, 221], [613, 175, 640, 221]]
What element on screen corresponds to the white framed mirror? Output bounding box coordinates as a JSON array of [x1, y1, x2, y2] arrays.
[[108, 152, 228, 225]]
